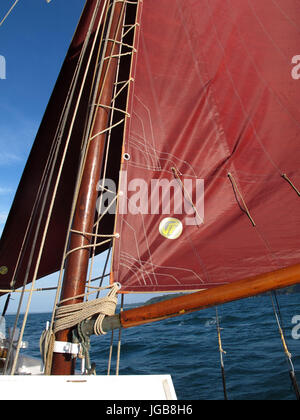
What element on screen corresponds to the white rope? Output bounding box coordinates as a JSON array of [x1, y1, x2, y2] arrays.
[[0, 0, 19, 26], [54, 283, 121, 336]]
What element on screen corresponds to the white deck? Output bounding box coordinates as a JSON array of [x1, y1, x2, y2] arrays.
[[0, 374, 177, 400]]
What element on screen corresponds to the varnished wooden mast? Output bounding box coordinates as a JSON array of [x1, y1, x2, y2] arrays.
[[51, 1, 125, 375]]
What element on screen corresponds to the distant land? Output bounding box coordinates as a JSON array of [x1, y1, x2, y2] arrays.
[[144, 285, 300, 305]]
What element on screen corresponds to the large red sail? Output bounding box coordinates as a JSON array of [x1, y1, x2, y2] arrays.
[[112, 0, 300, 293]]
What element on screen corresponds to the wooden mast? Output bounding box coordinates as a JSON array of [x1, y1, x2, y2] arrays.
[[51, 0, 125, 375]]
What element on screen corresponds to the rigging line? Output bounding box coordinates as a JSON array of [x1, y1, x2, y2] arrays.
[[7, 0, 109, 375], [94, 191, 119, 227], [107, 329, 114, 375], [88, 0, 130, 293], [122, 22, 140, 38], [115, 293, 124, 375], [70, 229, 116, 238], [57, 283, 119, 306], [94, 102, 131, 117], [44, 0, 114, 372], [227, 172, 256, 227], [88, 0, 128, 119], [0, 286, 57, 294], [64, 237, 117, 259], [281, 174, 300, 197], [1, 294, 11, 317], [96, 242, 113, 298], [88, 272, 111, 284], [0, 0, 19, 26], [89, 118, 125, 141], [111, 78, 134, 102], [103, 51, 134, 60], [3, 15, 100, 373], [107, 38, 137, 51], [270, 291, 300, 400], [105, 0, 141, 286], [75, 0, 128, 299], [216, 307, 228, 400], [6, 0, 98, 295]]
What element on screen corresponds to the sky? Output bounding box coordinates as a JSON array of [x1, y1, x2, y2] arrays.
[[0, 0, 158, 313]]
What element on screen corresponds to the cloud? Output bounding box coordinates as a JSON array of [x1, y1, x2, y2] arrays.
[[0, 187, 13, 194], [0, 212, 8, 224], [0, 152, 23, 166]]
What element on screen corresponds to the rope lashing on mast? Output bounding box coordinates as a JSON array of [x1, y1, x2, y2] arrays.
[[53, 282, 121, 335], [40, 283, 121, 374]]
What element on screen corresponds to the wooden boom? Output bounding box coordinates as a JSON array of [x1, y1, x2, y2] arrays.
[[90, 263, 300, 333]]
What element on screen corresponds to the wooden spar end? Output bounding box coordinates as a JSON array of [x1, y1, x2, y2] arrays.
[[117, 263, 300, 329]]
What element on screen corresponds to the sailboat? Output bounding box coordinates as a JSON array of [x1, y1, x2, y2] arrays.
[[0, 0, 299, 400]]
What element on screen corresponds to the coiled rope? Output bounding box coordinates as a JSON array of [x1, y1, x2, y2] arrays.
[[53, 283, 120, 336], [40, 283, 120, 374]]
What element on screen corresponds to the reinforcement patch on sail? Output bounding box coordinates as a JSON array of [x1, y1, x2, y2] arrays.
[[112, 0, 300, 293]]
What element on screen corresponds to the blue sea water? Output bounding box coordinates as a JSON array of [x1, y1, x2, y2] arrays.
[[4, 293, 300, 400]]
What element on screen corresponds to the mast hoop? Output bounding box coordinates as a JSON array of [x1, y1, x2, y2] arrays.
[[107, 38, 137, 52], [64, 236, 119, 260], [94, 103, 130, 117], [89, 118, 125, 141], [103, 51, 135, 61]]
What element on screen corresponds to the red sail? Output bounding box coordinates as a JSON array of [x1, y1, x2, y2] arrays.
[[0, 0, 116, 293], [112, 0, 300, 293]]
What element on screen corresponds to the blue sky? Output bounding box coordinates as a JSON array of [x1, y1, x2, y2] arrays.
[[0, 0, 155, 313], [0, 0, 84, 232]]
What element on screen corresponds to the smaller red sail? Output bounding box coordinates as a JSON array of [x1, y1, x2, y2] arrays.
[[0, 0, 116, 294], [112, 0, 300, 293]]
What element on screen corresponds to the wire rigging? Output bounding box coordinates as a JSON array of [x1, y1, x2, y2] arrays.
[[0, 0, 19, 27], [216, 307, 228, 400], [270, 291, 300, 400]]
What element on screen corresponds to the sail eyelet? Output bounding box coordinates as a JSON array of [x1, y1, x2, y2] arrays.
[[123, 153, 130, 161]]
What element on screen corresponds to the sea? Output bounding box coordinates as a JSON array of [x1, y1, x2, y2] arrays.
[[4, 293, 300, 401]]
